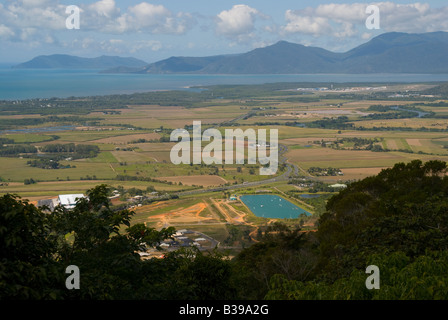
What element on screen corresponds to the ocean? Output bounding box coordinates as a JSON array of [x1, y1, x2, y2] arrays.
[[2, 64, 448, 100]]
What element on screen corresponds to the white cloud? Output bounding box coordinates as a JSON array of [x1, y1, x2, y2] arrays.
[[88, 0, 119, 18], [283, 10, 332, 36], [278, 2, 448, 52], [0, 1, 64, 46], [2, 1, 448, 56], [282, 2, 448, 39], [129, 2, 170, 23], [0, 24, 15, 39], [81, 0, 121, 33], [215, 4, 271, 43], [0, 0, 195, 37], [214, 4, 273, 46], [2, 1, 67, 31], [18, 0, 53, 8], [379, 2, 448, 33], [106, 2, 196, 34], [315, 3, 366, 22], [216, 5, 261, 36]]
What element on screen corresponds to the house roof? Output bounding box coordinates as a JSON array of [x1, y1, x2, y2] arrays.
[[330, 184, 347, 188], [58, 194, 85, 206]]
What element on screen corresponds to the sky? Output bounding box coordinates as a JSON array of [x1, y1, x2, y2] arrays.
[[1, 0, 448, 64]]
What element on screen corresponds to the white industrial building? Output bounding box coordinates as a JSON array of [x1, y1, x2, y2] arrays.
[[57, 194, 86, 209]]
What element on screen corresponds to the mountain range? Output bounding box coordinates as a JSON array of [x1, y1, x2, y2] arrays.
[[14, 32, 448, 74], [13, 54, 148, 69], [113, 31, 448, 74]]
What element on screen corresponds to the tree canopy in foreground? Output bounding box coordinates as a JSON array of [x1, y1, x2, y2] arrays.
[[1, 160, 448, 300]]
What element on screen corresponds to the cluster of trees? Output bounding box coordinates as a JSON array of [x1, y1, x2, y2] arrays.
[[41, 143, 100, 159], [0, 138, 15, 144], [267, 159, 448, 299], [79, 175, 97, 181], [356, 125, 448, 132], [1, 89, 217, 117], [286, 191, 331, 217], [115, 174, 166, 183], [421, 82, 448, 97], [301, 116, 355, 130], [363, 110, 420, 120], [2, 160, 448, 300], [329, 137, 383, 150], [23, 178, 37, 185], [307, 167, 342, 176], [367, 105, 394, 112], [114, 146, 137, 151], [27, 159, 72, 170], [365, 105, 428, 119], [125, 134, 172, 144], [232, 159, 448, 299], [0, 185, 232, 299], [267, 250, 448, 299], [0, 116, 102, 130], [0, 144, 37, 156], [131, 135, 171, 144], [288, 179, 346, 193], [0, 98, 127, 116], [253, 119, 448, 133]]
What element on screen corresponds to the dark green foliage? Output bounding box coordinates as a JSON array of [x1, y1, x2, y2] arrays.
[[23, 178, 37, 185], [0, 184, 236, 300], [230, 222, 316, 299], [305, 116, 354, 130], [368, 105, 393, 112], [0, 138, 15, 144], [264, 160, 448, 300], [266, 251, 448, 300], [2, 160, 448, 300], [162, 248, 236, 300], [317, 160, 448, 278], [27, 159, 71, 169], [40, 143, 99, 159], [0, 195, 65, 299], [423, 82, 448, 97], [307, 167, 341, 176], [0, 144, 37, 156], [0, 116, 102, 130]]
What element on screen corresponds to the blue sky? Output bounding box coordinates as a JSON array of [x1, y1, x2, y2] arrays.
[[1, 0, 448, 63]]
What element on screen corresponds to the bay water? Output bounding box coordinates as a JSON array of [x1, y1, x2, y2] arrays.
[[2, 64, 448, 100]]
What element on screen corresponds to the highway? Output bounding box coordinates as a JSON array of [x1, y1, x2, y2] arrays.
[[141, 142, 321, 203], [174, 143, 301, 198]]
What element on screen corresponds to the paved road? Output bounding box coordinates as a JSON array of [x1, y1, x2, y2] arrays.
[[142, 143, 322, 203], [174, 143, 299, 198]]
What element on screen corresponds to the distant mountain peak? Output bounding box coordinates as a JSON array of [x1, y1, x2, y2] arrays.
[[129, 31, 448, 74], [14, 54, 148, 69], [28, 31, 448, 74]]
